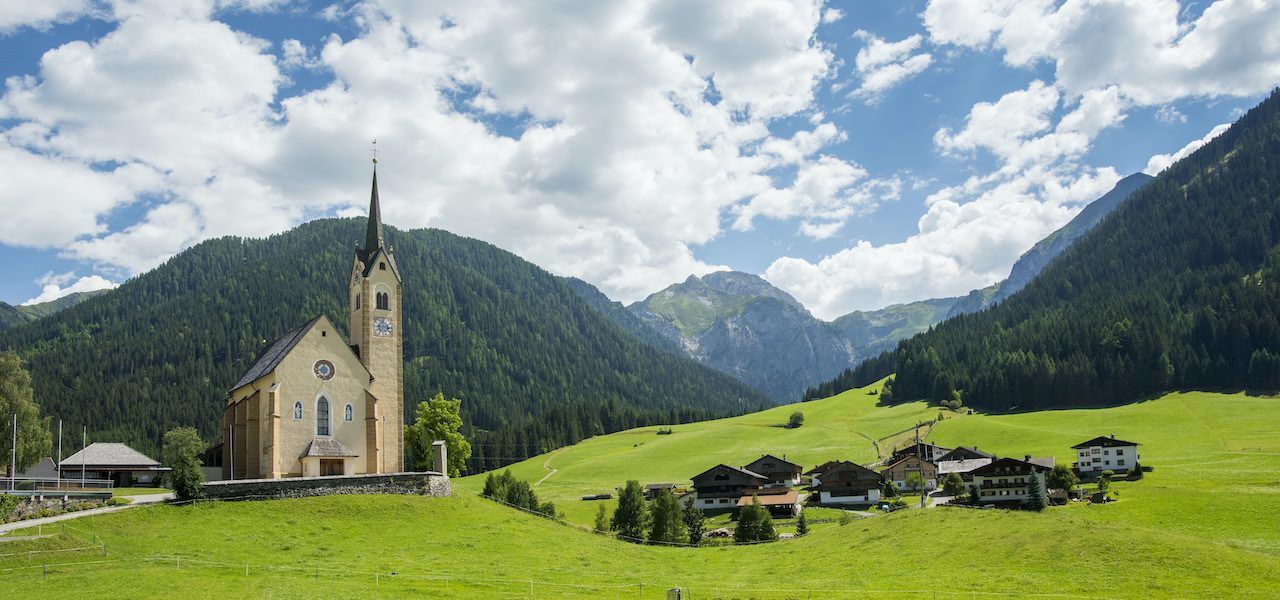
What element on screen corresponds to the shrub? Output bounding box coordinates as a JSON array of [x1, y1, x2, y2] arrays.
[[593, 504, 609, 533], [0, 495, 20, 521], [787, 412, 805, 429], [942, 473, 966, 496], [1047, 464, 1079, 492], [837, 511, 851, 526]]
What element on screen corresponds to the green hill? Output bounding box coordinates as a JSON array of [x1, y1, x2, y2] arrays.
[[820, 90, 1280, 409], [0, 219, 768, 466], [5, 382, 1278, 598], [0, 289, 107, 331]]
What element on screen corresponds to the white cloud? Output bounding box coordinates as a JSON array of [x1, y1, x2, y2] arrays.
[[0, 0, 93, 33], [23, 273, 117, 305], [821, 7, 844, 24], [734, 155, 901, 239], [934, 80, 1060, 159], [1144, 122, 1231, 175], [849, 32, 933, 102], [924, 0, 1280, 105], [0, 0, 842, 304], [1155, 105, 1187, 124]]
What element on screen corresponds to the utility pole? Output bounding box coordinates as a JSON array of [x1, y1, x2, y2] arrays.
[[81, 426, 86, 486], [10, 414, 16, 491]]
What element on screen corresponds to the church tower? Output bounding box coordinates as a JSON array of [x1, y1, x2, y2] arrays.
[[349, 163, 405, 473]]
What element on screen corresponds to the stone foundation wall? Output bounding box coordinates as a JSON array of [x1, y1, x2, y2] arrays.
[[203, 471, 451, 501]]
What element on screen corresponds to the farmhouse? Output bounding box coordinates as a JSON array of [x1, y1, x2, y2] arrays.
[[804, 460, 843, 485], [935, 446, 993, 481], [58, 443, 169, 487], [690, 464, 767, 510], [881, 454, 937, 491], [643, 483, 676, 500], [218, 168, 405, 480], [890, 441, 951, 463], [1072, 435, 1140, 474], [970, 456, 1050, 505], [807, 461, 882, 505], [737, 490, 801, 518], [742, 454, 802, 487]]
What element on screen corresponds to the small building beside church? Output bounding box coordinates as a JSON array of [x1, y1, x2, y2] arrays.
[[220, 168, 405, 479]]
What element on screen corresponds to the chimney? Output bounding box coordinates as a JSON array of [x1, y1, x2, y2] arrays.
[[432, 440, 448, 475]]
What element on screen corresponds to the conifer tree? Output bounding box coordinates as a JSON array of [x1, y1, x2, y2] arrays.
[[648, 488, 687, 544], [1025, 473, 1047, 512], [611, 480, 650, 543], [593, 504, 610, 533], [795, 510, 809, 536]]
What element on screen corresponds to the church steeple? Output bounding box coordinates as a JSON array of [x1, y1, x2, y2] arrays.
[[364, 166, 385, 255]]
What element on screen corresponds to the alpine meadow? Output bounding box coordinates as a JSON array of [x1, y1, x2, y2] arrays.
[[2, 2, 1279, 599]]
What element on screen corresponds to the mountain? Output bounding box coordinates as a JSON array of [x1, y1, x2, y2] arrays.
[[627, 271, 857, 402], [0, 290, 108, 331], [824, 89, 1280, 409], [832, 296, 964, 356], [558, 277, 683, 355], [0, 219, 770, 468], [946, 172, 1153, 317]]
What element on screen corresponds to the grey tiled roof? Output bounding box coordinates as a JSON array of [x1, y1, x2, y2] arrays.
[[60, 443, 160, 467], [228, 315, 323, 394], [302, 438, 359, 458]]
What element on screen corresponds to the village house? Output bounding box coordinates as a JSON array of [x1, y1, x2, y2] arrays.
[[890, 441, 952, 464], [737, 490, 801, 518], [970, 456, 1051, 505], [690, 464, 768, 510], [807, 461, 882, 505], [804, 460, 843, 486], [58, 443, 170, 487], [742, 454, 803, 487], [1072, 435, 1140, 474], [881, 454, 938, 491], [643, 483, 676, 500], [935, 446, 994, 482]]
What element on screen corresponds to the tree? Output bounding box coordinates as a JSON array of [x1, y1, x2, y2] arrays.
[[0, 352, 52, 476], [1024, 473, 1047, 511], [942, 472, 966, 496], [648, 488, 687, 544], [404, 393, 472, 476], [1098, 471, 1113, 495], [905, 471, 926, 492], [734, 496, 778, 543], [611, 480, 650, 543], [162, 427, 206, 501], [1047, 464, 1079, 493], [682, 503, 706, 546], [881, 480, 898, 498], [795, 510, 809, 536], [593, 504, 610, 533], [787, 411, 805, 428]]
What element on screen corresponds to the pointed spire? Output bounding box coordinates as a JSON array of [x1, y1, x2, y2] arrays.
[[364, 165, 384, 254]]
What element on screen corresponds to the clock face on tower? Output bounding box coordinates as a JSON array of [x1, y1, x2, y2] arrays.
[[373, 317, 393, 337]]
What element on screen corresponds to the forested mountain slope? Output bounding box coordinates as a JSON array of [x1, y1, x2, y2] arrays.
[[815, 90, 1280, 409], [0, 220, 769, 468], [0, 290, 107, 331]]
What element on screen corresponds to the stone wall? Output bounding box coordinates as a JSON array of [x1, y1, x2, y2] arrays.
[[203, 471, 450, 500]]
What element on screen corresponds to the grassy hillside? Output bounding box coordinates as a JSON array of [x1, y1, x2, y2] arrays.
[[4, 383, 1278, 598]]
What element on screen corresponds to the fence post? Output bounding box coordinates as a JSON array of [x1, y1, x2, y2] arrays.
[[245, 562, 249, 576], [375, 573, 379, 590]]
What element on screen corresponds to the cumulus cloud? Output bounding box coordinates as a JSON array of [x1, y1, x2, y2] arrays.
[[849, 31, 933, 102], [1144, 122, 1231, 175], [0, 0, 93, 33], [0, 0, 842, 303], [923, 0, 1280, 104], [23, 272, 117, 305]]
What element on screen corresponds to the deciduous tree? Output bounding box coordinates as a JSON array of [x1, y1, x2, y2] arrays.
[[611, 480, 649, 543], [0, 352, 51, 476], [162, 427, 206, 501]]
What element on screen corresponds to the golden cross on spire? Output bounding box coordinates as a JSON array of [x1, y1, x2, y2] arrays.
[[371, 138, 378, 165]]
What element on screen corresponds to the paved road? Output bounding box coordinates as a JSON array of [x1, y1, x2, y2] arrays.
[[0, 493, 173, 536]]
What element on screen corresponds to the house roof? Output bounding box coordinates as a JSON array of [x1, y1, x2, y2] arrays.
[[644, 483, 675, 490], [302, 438, 359, 458], [936, 446, 993, 461], [892, 441, 951, 457], [936, 458, 993, 475], [804, 460, 844, 476], [1028, 457, 1056, 469], [60, 443, 160, 468], [17, 457, 59, 479], [735, 490, 799, 507], [970, 456, 1051, 476], [692, 463, 767, 482], [1071, 435, 1139, 449], [881, 454, 937, 472], [744, 454, 802, 471]]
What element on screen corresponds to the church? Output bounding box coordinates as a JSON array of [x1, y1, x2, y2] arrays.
[[220, 167, 405, 479]]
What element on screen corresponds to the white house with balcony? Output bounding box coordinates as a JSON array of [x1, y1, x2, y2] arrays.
[[1072, 435, 1140, 474]]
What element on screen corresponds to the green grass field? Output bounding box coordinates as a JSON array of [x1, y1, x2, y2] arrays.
[[3, 382, 1278, 598]]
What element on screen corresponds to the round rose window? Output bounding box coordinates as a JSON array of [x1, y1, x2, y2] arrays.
[[313, 359, 336, 381]]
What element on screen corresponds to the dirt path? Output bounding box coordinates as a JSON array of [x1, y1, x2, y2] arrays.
[[533, 448, 567, 486], [0, 493, 173, 536]]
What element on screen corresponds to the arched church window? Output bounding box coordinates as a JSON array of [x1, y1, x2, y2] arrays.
[[379, 262, 386, 271], [355, 294, 360, 309], [293, 401, 303, 420], [344, 404, 353, 422], [376, 292, 389, 310], [316, 397, 331, 436]]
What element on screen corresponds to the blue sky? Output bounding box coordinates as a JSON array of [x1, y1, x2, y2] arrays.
[[0, 0, 1274, 318]]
